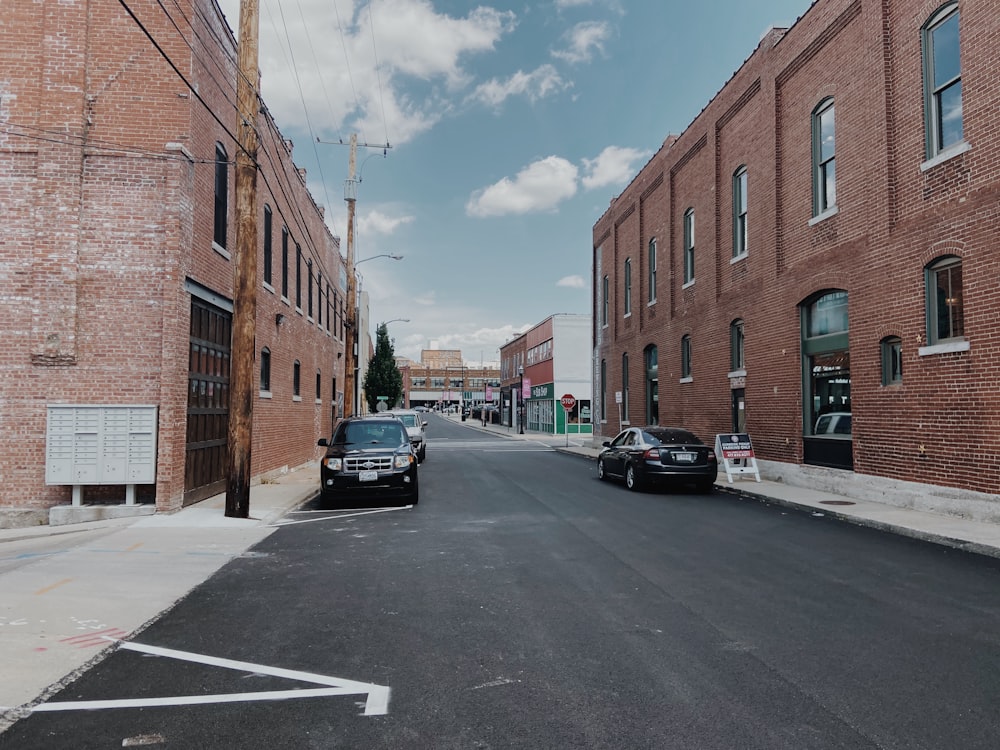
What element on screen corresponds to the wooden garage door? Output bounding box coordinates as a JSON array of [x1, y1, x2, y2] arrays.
[[184, 297, 231, 505]]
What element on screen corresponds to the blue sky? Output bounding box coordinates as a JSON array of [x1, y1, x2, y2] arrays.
[[215, 0, 812, 365]]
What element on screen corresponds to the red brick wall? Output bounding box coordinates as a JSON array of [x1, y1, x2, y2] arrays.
[[593, 0, 1000, 495], [0, 0, 345, 518]]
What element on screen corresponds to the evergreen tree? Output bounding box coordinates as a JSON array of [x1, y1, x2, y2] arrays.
[[363, 323, 404, 412]]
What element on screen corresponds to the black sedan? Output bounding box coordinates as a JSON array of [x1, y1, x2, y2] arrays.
[[317, 416, 419, 506], [597, 426, 717, 493]]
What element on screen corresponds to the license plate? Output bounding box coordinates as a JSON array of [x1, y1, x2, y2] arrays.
[[358, 470, 378, 482], [673, 452, 696, 463]]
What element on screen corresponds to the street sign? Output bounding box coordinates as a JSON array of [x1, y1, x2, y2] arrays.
[[560, 394, 576, 410]]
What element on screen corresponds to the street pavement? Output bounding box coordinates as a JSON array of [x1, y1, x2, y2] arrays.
[[2, 416, 999, 734]]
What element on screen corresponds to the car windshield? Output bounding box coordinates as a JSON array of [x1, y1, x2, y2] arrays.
[[336, 422, 406, 446], [643, 428, 702, 445]]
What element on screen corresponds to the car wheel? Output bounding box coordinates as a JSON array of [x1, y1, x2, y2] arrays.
[[597, 458, 607, 481], [625, 464, 642, 492], [695, 478, 715, 494], [419, 447, 426, 462], [410, 483, 419, 505]]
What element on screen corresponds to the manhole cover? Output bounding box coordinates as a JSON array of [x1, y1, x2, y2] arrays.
[[819, 500, 856, 506]]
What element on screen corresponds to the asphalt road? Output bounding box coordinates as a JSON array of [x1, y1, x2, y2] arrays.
[[4, 415, 1000, 749]]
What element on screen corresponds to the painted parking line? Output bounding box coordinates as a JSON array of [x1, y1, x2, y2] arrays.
[[271, 506, 411, 528], [32, 640, 390, 716]]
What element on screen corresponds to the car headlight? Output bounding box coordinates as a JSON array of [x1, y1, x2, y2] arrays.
[[323, 457, 342, 471], [394, 454, 413, 469]]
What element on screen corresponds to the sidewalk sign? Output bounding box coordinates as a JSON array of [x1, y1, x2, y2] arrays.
[[715, 433, 761, 483]]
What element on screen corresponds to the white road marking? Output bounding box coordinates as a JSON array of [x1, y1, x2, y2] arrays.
[[271, 506, 411, 527], [32, 640, 391, 716]]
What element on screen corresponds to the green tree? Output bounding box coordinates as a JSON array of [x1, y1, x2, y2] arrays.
[[363, 323, 404, 412]]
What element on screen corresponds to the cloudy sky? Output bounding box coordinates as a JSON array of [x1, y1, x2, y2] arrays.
[[215, 0, 811, 366]]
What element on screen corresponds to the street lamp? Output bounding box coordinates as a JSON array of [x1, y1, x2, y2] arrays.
[[518, 365, 524, 434], [357, 253, 403, 265]]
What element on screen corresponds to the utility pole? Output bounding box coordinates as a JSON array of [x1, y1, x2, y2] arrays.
[[225, 0, 260, 518], [343, 134, 358, 418]]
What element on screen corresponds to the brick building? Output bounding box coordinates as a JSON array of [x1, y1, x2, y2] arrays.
[[593, 0, 1000, 519], [0, 0, 347, 525], [398, 351, 501, 411]]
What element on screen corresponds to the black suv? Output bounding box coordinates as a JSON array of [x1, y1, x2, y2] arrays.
[[317, 416, 419, 506]]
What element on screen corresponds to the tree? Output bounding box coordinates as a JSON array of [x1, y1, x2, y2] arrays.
[[363, 323, 404, 412]]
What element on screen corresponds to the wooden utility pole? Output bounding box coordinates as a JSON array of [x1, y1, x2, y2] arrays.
[[225, 0, 260, 518], [342, 134, 358, 418]]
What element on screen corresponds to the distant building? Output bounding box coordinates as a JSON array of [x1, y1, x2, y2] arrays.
[[398, 351, 500, 411], [500, 314, 593, 435], [593, 0, 1000, 517], [0, 0, 346, 526]]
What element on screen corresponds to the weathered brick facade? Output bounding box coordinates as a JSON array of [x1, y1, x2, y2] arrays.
[[593, 0, 1000, 514], [0, 0, 346, 524]]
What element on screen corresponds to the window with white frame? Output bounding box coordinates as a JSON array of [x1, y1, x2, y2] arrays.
[[683, 208, 695, 284], [923, 3, 962, 157], [623, 259, 632, 316], [647, 238, 657, 302], [733, 166, 748, 258], [681, 335, 691, 379], [812, 98, 836, 215]]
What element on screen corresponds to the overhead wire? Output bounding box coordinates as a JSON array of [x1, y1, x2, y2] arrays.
[[367, 0, 392, 149]]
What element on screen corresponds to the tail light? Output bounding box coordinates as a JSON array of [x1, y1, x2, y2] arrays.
[[643, 448, 659, 460]]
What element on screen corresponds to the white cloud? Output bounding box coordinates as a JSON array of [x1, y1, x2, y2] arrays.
[[469, 64, 571, 108], [581, 145, 650, 190], [359, 208, 415, 236], [552, 21, 612, 64], [557, 275, 586, 289], [466, 156, 579, 217], [218, 0, 518, 146]]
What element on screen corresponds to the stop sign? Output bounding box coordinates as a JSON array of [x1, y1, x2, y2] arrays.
[[560, 393, 576, 410]]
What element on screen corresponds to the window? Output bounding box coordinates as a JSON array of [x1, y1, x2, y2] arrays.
[[813, 99, 836, 215], [647, 238, 657, 302], [213, 143, 228, 249], [316, 370, 322, 400], [281, 227, 289, 299], [260, 347, 271, 392], [295, 243, 302, 310], [683, 209, 695, 284], [412, 377, 426, 388], [307, 259, 314, 318], [881, 337, 903, 385], [293, 360, 301, 398], [923, 4, 962, 157], [730, 319, 745, 371], [681, 335, 691, 379], [602, 275, 609, 326], [621, 353, 629, 422], [317, 273, 323, 326], [263, 205, 273, 286], [926, 256, 964, 343], [733, 166, 748, 258], [623, 259, 632, 316]]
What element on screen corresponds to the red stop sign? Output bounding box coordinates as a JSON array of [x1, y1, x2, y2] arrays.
[[560, 394, 576, 410]]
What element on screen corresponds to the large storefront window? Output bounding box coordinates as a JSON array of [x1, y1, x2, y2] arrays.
[[802, 291, 852, 470]]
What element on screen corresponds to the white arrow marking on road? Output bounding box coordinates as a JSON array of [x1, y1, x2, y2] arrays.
[[32, 640, 390, 716]]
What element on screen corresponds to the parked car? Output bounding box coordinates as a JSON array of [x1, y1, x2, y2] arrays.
[[814, 411, 851, 436], [598, 426, 717, 493], [381, 409, 428, 462], [317, 416, 419, 506]]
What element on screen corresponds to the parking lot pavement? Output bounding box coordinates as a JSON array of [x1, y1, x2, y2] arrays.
[[0, 466, 317, 730]]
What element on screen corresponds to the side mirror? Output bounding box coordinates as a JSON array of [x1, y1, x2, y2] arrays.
[[317, 438, 329, 447], [602, 441, 611, 448], [422, 421, 428, 427]]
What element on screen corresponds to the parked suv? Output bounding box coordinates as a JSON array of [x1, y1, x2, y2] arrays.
[[317, 416, 418, 506], [381, 409, 428, 462]]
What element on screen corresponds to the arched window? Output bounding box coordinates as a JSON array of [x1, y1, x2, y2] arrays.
[[683, 209, 695, 284], [926, 255, 964, 343], [732, 166, 748, 258], [260, 347, 271, 392], [801, 290, 852, 469], [623, 258, 632, 315], [647, 238, 657, 302], [880, 337, 902, 386]]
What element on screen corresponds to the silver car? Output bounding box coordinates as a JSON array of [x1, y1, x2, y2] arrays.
[[382, 410, 428, 462]]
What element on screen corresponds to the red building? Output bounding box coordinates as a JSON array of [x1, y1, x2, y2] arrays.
[[0, 0, 346, 525], [593, 0, 1000, 519]]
